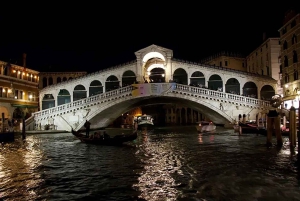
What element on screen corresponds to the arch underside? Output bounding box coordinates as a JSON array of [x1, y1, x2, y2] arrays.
[[86, 96, 230, 129]]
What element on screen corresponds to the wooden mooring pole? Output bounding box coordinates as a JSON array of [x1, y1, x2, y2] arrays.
[[266, 110, 282, 147]]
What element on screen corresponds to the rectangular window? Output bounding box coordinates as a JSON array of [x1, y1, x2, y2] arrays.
[[20, 91, 23, 99], [219, 61, 222, 67], [14, 89, 18, 99], [28, 91, 32, 101], [225, 61, 228, 66], [33, 92, 36, 101]]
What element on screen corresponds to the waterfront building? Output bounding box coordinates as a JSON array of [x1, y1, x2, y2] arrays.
[[200, 51, 246, 72], [0, 56, 39, 131], [279, 9, 300, 109], [245, 38, 282, 98], [39, 71, 87, 89]]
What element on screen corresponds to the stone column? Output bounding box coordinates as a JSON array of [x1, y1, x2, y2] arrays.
[[185, 107, 188, 124]]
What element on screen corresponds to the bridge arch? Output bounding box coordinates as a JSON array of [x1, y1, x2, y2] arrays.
[[260, 85, 275, 101], [49, 77, 53, 85], [243, 81, 258, 98], [78, 95, 234, 130], [42, 94, 55, 110], [122, 70, 136, 86], [225, 78, 240, 94], [42, 77, 47, 88], [73, 84, 87, 101], [149, 67, 165, 83], [190, 71, 205, 87], [106, 75, 119, 92], [57, 89, 71, 106], [0, 106, 10, 119], [208, 74, 223, 91], [142, 52, 166, 63], [173, 68, 188, 84], [89, 80, 103, 96]]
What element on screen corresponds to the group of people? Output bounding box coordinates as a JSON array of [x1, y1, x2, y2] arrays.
[[84, 120, 110, 139]]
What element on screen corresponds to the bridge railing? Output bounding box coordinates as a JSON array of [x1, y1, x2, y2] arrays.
[[34, 83, 271, 120], [174, 84, 271, 107], [33, 85, 134, 118]]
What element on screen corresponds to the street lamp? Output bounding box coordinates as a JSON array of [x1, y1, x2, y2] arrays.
[[297, 90, 300, 162]]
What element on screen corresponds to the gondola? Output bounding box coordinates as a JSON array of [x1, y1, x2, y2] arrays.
[[71, 129, 137, 145], [234, 122, 266, 134], [0, 131, 15, 143]]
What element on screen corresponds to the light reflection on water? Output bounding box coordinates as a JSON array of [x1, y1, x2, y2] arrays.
[[0, 126, 300, 201]]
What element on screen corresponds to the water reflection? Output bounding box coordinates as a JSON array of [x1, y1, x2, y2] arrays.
[[0, 136, 44, 201], [1, 128, 300, 200], [134, 133, 180, 200]]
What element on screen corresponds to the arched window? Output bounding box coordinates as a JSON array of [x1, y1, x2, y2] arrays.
[[294, 69, 298, 81], [285, 73, 289, 83], [292, 34, 297, 45], [283, 40, 288, 50], [284, 56, 288, 67], [293, 51, 298, 63]]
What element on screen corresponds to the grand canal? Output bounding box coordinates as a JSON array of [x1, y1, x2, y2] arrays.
[[0, 126, 300, 201]]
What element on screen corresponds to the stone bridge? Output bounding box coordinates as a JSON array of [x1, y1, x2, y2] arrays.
[[27, 83, 271, 132]]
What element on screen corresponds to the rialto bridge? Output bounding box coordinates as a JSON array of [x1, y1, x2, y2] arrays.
[[27, 44, 276, 131]]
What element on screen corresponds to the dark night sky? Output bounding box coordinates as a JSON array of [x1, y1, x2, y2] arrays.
[[0, 2, 299, 73]]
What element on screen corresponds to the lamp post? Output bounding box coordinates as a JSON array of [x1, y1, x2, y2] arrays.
[[297, 90, 300, 163]]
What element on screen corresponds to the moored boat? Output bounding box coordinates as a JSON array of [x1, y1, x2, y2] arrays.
[[0, 132, 14, 143], [71, 129, 137, 145], [196, 121, 216, 133], [134, 114, 154, 130]]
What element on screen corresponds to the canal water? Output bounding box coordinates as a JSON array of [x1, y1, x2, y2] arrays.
[[0, 126, 300, 201]]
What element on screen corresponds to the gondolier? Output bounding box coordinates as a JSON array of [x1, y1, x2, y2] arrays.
[[84, 120, 91, 138]]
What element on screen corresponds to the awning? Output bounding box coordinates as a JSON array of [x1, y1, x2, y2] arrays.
[[11, 104, 38, 108]]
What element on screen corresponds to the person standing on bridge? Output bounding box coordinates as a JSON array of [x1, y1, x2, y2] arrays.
[[84, 120, 91, 138]]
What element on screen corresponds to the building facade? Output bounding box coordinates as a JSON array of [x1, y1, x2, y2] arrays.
[[200, 52, 246, 72], [245, 38, 282, 97], [0, 60, 39, 131], [278, 10, 300, 109], [39, 71, 87, 89]]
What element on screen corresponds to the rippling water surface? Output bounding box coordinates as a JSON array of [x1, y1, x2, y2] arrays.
[[1, 126, 300, 201]]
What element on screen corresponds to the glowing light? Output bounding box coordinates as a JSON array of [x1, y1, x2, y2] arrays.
[[29, 95, 32, 99], [147, 64, 166, 72], [142, 52, 165, 63], [13, 70, 16, 73]]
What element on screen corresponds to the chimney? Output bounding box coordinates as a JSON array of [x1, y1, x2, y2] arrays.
[[23, 53, 26, 67], [262, 32, 266, 42]]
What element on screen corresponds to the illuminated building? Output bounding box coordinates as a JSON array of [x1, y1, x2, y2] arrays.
[[0, 55, 39, 130], [279, 9, 300, 109], [245, 37, 282, 97], [200, 51, 246, 71]]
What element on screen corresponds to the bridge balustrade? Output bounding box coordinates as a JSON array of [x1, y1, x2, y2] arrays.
[[174, 84, 270, 108], [34, 85, 134, 118], [34, 83, 271, 120]]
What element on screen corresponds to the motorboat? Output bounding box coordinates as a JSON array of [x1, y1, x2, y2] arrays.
[[196, 121, 216, 133], [134, 114, 154, 130]]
